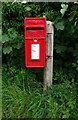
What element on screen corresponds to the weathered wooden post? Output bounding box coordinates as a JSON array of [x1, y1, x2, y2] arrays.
[[43, 21, 54, 92]]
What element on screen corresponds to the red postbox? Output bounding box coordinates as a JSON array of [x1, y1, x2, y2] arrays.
[[24, 18, 46, 67]]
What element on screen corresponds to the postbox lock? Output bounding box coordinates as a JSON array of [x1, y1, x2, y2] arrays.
[[34, 39, 37, 42]]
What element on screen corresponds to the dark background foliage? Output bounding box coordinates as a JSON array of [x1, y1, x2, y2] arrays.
[[2, 2, 78, 119]]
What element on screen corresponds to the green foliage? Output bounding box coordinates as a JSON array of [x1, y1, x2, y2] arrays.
[[54, 17, 65, 30], [2, 66, 77, 118], [55, 44, 67, 53], [3, 84, 27, 118], [60, 3, 68, 16], [2, 28, 23, 54]]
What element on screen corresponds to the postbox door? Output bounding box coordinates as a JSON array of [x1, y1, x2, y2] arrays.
[[25, 39, 46, 67]]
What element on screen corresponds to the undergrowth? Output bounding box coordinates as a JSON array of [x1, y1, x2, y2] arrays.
[[2, 65, 77, 119]]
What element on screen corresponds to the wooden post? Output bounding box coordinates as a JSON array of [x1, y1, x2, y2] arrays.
[[43, 21, 54, 92]]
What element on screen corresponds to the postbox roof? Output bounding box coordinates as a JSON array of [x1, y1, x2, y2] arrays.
[[24, 17, 46, 27]]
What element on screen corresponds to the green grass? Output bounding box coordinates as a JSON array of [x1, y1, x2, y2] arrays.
[[2, 66, 77, 119]]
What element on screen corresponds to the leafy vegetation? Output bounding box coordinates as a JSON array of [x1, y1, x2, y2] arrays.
[[2, 2, 78, 119]]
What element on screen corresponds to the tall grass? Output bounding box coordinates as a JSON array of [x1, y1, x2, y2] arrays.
[[2, 66, 77, 119]]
